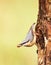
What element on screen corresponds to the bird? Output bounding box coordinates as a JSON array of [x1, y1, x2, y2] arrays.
[[17, 23, 36, 48]]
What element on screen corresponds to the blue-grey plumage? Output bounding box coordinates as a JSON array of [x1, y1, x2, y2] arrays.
[[20, 23, 35, 45], [17, 23, 35, 47]]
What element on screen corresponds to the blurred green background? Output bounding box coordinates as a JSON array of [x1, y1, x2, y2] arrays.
[[0, 0, 38, 65]]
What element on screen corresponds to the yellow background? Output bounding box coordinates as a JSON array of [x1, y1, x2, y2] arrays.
[[0, 0, 38, 65]]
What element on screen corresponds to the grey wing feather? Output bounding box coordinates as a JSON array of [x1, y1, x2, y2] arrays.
[[20, 23, 35, 45]]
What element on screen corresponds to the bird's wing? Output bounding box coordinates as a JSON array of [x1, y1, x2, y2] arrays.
[[20, 23, 35, 45]]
